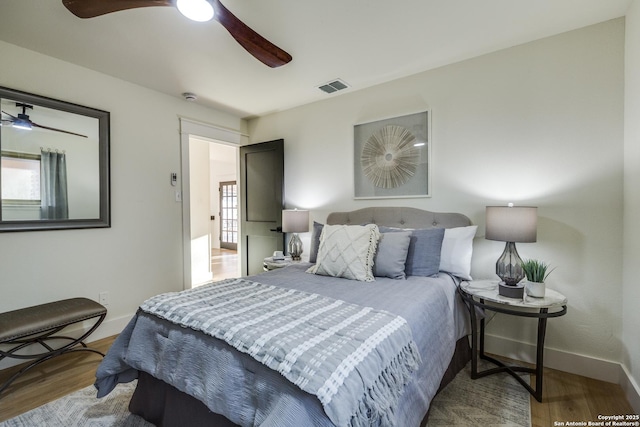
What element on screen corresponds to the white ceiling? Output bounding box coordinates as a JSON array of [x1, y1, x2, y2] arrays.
[[0, 0, 632, 119]]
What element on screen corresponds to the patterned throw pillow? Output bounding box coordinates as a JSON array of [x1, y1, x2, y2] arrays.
[[306, 224, 380, 282]]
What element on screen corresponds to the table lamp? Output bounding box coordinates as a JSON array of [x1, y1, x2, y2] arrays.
[[282, 209, 309, 260], [485, 204, 537, 298]]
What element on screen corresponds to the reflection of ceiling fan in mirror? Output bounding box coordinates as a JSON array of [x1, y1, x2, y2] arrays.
[[61, 0, 293, 68], [1, 103, 88, 138]]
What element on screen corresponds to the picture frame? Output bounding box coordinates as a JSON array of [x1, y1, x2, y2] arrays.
[[354, 110, 430, 199]]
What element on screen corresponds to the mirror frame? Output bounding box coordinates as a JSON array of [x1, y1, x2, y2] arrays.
[[0, 86, 110, 232]]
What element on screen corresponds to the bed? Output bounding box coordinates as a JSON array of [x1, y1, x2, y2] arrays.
[[95, 207, 477, 427]]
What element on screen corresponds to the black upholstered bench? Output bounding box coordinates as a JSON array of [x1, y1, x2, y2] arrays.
[[0, 297, 107, 397]]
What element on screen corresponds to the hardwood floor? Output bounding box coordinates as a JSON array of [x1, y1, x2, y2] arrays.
[[0, 335, 635, 425], [531, 366, 635, 427], [211, 247, 240, 280], [0, 335, 116, 422]]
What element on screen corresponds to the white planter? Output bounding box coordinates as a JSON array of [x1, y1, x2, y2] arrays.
[[525, 281, 546, 298]]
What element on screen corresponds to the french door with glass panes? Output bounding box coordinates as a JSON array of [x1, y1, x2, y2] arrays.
[[219, 181, 238, 250]]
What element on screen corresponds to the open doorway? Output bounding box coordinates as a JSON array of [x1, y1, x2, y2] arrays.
[[208, 145, 240, 282], [180, 118, 244, 289]]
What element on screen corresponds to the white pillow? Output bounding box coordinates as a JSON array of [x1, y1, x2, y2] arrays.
[[439, 225, 478, 280], [307, 224, 380, 282]]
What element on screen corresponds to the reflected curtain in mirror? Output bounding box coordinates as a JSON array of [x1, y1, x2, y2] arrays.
[[40, 149, 68, 220]]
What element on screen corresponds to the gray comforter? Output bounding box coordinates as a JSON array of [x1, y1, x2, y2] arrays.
[[95, 264, 468, 427]]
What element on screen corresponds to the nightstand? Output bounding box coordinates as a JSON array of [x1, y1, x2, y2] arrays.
[[457, 279, 567, 402], [263, 256, 293, 271]]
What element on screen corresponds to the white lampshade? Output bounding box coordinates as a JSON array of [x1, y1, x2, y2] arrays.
[[485, 206, 537, 243], [282, 209, 309, 233]]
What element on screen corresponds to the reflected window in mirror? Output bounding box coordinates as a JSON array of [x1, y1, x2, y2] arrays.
[[0, 86, 110, 231], [1, 151, 42, 220]]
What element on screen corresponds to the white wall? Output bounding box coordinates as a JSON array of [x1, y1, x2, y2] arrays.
[[0, 40, 246, 359], [623, 1, 640, 412], [189, 138, 213, 285], [249, 19, 627, 381]]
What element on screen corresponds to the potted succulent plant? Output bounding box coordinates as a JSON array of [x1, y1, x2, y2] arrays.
[[521, 259, 554, 298]]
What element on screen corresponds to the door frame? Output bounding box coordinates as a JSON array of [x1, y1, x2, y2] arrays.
[[179, 118, 247, 289]]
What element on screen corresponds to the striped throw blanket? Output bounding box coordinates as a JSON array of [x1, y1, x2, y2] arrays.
[[140, 278, 421, 427]]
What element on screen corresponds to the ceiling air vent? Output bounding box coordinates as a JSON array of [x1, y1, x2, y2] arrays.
[[317, 79, 350, 94]]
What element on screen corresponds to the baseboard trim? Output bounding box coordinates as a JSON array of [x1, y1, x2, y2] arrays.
[[484, 334, 619, 382], [620, 364, 640, 413], [485, 333, 640, 412], [0, 313, 132, 371], [89, 313, 132, 342]]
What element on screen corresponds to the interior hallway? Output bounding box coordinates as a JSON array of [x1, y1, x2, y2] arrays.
[[211, 248, 239, 280]]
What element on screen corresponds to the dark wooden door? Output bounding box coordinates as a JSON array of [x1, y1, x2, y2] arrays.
[[239, 140, 284, 276]]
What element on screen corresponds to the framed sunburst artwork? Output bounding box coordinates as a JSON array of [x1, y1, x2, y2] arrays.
[[354, 111, 430, 199]]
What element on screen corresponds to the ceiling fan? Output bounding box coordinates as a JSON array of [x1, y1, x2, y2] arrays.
[[1, 103, 88, 138], [61, 0, 293, 68]]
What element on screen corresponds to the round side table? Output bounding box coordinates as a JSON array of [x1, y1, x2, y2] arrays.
[[458, 279, 567, 402]]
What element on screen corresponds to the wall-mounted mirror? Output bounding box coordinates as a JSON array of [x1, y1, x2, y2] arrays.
[[0, 86, 110, 231]]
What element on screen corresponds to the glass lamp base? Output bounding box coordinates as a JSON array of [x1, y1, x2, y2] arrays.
[[496, 241, 525, 286], [288, 233, 303, 261]]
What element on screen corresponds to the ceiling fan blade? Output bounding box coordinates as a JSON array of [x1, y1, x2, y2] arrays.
[[211, 0, 292, 68], [3, 108, 86, 137], [1, 110, 17, 120], [62, 0, 292, 67], [31, 122, 88, 138], [62, 0, 172, 18]]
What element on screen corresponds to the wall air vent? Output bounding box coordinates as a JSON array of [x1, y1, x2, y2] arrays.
[[317, 79, 350, 94]]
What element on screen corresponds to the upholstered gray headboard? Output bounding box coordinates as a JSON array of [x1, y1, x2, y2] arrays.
[[326, 207, 471, 229]]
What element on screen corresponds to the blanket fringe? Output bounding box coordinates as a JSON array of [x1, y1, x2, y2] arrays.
[[348, 341, 422, 427]]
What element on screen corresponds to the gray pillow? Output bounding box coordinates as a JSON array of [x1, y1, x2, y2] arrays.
[[379, 226, 445, 277], [373, 231, 412, 279], [309, 221, 324, 263]]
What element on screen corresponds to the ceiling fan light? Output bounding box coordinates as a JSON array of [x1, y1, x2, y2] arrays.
[[12, 119, 32, 131], [177, 0, 214, 22]]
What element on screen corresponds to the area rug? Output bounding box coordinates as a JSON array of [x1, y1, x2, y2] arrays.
[[1, 361, 531, 427], [427, 360, 531, 427], [0, 382, 151, 427]]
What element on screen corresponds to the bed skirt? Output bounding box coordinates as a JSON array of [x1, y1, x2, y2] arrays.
[[128, 336, 471, 427]]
